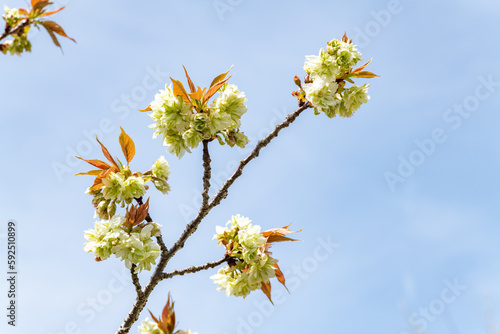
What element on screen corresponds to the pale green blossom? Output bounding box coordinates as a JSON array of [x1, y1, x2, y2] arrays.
[[151, 156, 170, 180], [304, 48, 341, 80], [339, 84, 370, 117], [123, 175, 146, 200], [138, 318, 161, 334], [153, 179, 171, 195], [102, 172, 126, 202], [327, 39, 362, 69], [84, 215, 161, 273], [212, 214, 278, 298], [211, 83, 247, 128], [83, 215, 127, 261], [182, 128, 203, 149], [303, 75, 341, 117]]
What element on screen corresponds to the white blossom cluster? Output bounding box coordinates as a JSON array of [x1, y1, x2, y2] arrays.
[[303, 39, 370, 118], [211, 215, 277, 298], [83, 214, 162, 273], [149, 83, 249, 158], [1, 6, 31, 56], [138, 318, 197, 334], [86, 156, 170, 220]]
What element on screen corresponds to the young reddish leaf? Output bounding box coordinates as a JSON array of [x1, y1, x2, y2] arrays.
[[40, 20, 75, 43], [209, 67, 232, 89], [18, 8, 29, 15], [342, 32, 348, 43], [352, 71, 379, 78], [75, 170, 103, 176], [260, 281, 273, 304], [351, 59, 372, 73], [182, 66, 196, 93], [136, 198, 150, 223], [41, 6, 65, 17], [139, 105, 152, 112], [148, 310, 159, 324], [262, 223, 301, 238], [32, 0, 51, 11], [40, 21, 61, 48], [95, 137, 118, 168], [170, 78, 191, 103], [118, 127, 135, 164], [203, 76, 231, 101], [89, 180, 104, 191], [31, 0, 45, 6], [188, 86, 206, 101], [274, 263, 289, 292], [266, 235, 299, 243], [76, 156, 110, 170]]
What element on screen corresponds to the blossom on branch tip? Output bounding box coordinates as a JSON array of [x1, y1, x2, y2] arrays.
[[211, 215, 300, 302], [293, 33, 377, 117], [142, 67, 249, 158]]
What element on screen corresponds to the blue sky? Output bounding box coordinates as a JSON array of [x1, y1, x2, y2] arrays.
[[1, 0, 500, 333]]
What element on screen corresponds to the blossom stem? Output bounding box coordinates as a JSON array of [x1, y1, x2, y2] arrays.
[[161, 256, 230, 280]]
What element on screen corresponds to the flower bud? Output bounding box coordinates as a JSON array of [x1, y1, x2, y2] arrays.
[[293, 75, 302, 87]]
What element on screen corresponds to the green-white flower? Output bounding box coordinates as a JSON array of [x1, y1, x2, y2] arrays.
[[304, 48, 341, 80], [83, 215, 127, 261], [211, 83, 247, 129], [339, 84, 370, 117], [151, 156, 170, 180], [102, 172, 126, 202], [303, 75, 341, 117], [138, 318, 161, 334], [123, 175, 146, 200]]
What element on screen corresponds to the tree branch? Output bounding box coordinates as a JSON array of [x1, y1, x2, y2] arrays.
[[161, 256, 229, 280], [0, 18, 30, 42], [130, 265, 144, 299], [163, 103, 311, 263], [201, 140, 212, 209], [115, 103, 311, 334]]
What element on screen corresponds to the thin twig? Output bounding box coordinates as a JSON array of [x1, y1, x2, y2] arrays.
[[162, 256, 229, 280], [115, 103, 310, 334], [163, 103, 310, 263], [0, 18, 30, 42], [130, 265, 144, 299]]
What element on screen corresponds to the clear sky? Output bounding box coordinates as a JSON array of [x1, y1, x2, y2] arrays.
[[1, 0, 500, 333]]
